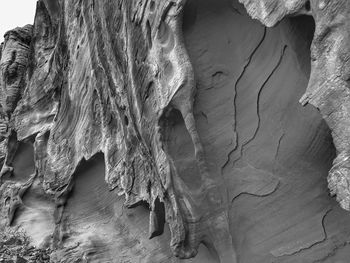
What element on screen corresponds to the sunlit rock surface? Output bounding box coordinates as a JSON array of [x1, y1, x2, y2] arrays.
[[0, 0, 350, 262]]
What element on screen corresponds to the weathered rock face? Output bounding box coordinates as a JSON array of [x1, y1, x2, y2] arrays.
[[0, 25, 33, 226], [240, 0, 350, 211], [1, 0, 350, 262]]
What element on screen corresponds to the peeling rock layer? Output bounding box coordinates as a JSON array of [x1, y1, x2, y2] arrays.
[[0, 0, 350, 262]]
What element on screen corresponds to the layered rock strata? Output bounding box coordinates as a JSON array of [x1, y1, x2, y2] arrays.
[[239, 0, 350, 212], [0, 0, 350, 262]]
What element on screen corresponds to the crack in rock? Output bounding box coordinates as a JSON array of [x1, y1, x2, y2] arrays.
[[270, 209, 332, 257]]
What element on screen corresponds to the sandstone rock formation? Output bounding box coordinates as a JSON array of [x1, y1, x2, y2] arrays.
[[239, 0, 350, 212], [0, 0, 350, 262]]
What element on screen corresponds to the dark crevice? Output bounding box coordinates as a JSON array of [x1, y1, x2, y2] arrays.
[[305, 1, 311, 12], [277, 209, 332, 257], [221, 27, 267, 172], [146, 20, 152, 48], [231, 181, 280, 203], [240, 45, 287, 159]]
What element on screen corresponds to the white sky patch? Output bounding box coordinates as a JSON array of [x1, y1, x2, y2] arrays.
[[0, 0, 37, 41]]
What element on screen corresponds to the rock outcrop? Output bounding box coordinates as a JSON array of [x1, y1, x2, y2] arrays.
[[239, 0, 350, 215], [0, 0, 350, 262]]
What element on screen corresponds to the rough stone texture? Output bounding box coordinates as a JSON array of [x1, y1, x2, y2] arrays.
[[0, 0, 350, 262], [0, 25, 33, 228]]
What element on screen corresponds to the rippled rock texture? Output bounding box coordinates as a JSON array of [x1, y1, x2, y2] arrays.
[[0, 0, 350, 262]]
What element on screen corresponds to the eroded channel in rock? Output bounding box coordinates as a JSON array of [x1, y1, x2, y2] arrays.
[[1, 0, 350, 262]]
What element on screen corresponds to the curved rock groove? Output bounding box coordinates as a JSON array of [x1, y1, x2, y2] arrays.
[[0, 0, 350, 262]]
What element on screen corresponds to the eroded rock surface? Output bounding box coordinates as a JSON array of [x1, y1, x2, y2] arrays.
[[0, 0, 350, 262], [239, 0, 350, 213]]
